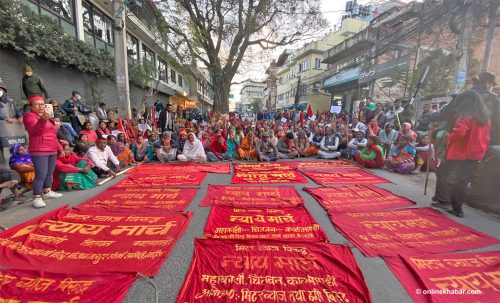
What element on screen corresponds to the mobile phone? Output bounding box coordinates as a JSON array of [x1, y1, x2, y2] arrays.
[[44, 104, 54, 118]]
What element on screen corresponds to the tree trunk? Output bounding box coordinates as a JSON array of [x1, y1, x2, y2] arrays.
[[212, 74, 231, 113]]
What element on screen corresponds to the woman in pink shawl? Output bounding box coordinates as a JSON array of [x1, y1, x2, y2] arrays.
[[397, 122, 417, 144]]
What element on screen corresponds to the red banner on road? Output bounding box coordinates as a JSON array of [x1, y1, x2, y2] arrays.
[[302, 169, 389, 185], [331, 208, 498, 257], [231, 170, 308, 184], [0, 269, 136, 303], [203, 206, 327, 242], [0, 206, 192, 276], [112, 173, 206, 188], [127, 162, 231, 174], [286, 159, 360, 170], [176, 239, 372, 303], [200, 185, 303, 208], [233, 162, 293, 172], [77, 188, 198, 212], [304, 185, 415, 213], [385, 251, 500, 303]]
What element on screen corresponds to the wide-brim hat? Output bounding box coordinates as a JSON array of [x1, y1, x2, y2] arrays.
[[478, 71, 497, 86]]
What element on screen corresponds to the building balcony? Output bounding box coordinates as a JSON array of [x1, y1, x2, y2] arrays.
[[322, 27, 377, 64]]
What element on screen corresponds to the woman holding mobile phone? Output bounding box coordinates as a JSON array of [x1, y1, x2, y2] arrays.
[[23, 96, 63, 208]]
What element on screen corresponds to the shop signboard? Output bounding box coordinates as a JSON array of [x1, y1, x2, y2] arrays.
[[359, 55, 411, 84], [323, 67, 362, 90]]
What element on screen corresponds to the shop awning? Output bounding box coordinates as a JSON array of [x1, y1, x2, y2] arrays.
[[323, 67, 361, 90]]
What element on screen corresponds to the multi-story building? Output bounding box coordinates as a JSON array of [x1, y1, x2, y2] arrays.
[[238, 80, 265, 114], [185, 67, 214, 114], [1, 0, 193, 114], [322, 0, 500, 112], [263, 60, 277, 111], [275, 17, 369, 114]]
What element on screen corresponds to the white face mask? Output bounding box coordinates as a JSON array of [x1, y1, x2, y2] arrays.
[[77, 96, 81, 101], [0, 90, 4, 97]]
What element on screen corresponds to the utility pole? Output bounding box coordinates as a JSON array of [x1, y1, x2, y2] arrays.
[[112, 0, 131, 118], [452, 2, 473, 94], [481, 0, 499, 72]]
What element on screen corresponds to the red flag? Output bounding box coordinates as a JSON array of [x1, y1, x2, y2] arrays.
[[151, 106, 157, 129], [307, 104, 313, 117], [126, 118, 136, 138], [117, 117, 129, 143]]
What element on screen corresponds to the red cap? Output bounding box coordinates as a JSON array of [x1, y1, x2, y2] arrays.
[[28, 96, 45, 105]]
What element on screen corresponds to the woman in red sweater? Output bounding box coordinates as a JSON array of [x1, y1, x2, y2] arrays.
[[433, 90, 491, 218], [23, 96, 63, 208]]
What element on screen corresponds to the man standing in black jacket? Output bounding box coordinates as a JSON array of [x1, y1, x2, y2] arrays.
[[158, 103, 178, 134], [21, 64, 49, 103]]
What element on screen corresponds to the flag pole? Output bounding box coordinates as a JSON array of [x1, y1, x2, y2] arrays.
[[424, 122, 434, 195]]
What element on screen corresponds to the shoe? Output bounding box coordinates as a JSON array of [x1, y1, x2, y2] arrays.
[[43, 190, 63, 199], [32, 197, 46, 208], [430, 202, 449, 209], [446, 209, 464, 218], [0, 198, 19, 210]]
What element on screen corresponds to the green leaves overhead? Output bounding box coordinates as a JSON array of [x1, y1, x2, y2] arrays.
[[0, 0, 114, 78]]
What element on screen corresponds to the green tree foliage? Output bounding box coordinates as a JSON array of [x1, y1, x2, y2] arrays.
[[0, 0, 114, 78]]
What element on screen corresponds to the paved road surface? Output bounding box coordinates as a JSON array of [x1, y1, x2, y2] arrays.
[[0, 163, 499, 303]]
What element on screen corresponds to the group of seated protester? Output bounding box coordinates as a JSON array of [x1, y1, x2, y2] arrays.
[[5, 116, 437, 201], [75, 118, 437, 171]]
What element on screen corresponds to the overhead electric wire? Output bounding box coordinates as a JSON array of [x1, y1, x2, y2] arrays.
[[275, 0, 463, 100]]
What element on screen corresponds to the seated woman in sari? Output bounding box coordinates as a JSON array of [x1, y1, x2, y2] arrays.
[[156, 131, 179, 163], [73, 134, 92, 157], [354, 136, 384, 168], [415, 134, 438, 172], [306, 128, 323, 156], [80, 122, 98, 143], [237, 132, 257, 160], [117, 132, 128, 145], [227, 129, 239, 159], [96, 120, 111, 139], [53, 143, 97, 191], [295, 131, 311, 157], [107, 134, 134, 166], [367, 119, 381, 137], [177, 133, 207, 163], [207, 130, 233, 161], [201, 132, 211, 152], [396, 122, 417, 144], [9, 144, 35, 188], [384, 135, 416, 174], [131, 134, 154, 162]]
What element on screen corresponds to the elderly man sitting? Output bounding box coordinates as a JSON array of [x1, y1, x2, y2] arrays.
[[317, 127, 341, 159], [256, 132, 280, 162], [85, 138, 120, 178], [276, 132, 299, 159]]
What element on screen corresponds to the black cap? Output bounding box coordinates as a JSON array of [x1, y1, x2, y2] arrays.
[[72, 90, 80, 95], [478, 71, 497, 86]]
